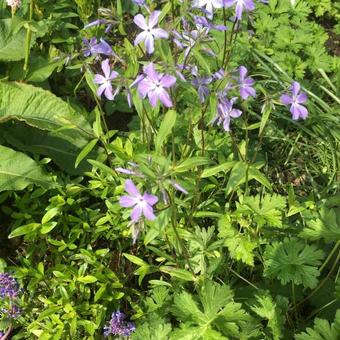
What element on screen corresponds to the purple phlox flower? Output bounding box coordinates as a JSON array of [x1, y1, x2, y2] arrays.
[[133, 0, 146, 5], [134, 11, 169, 54], [115, 163, 145, 178], [120, 179, 158, 222], [213, 97, 242, 131], [1, 305, 21, 319], [194, 15, 227, 31], [223, 0, 255, 21], [104, 311, 136, 337], [94, 59, 119, 100], [82, 38, 112, 57], [137, 63, 176, 107], [280, 81, 308, 120], [6, 0, 21, 10], [192, 0, 224, 19], [213, 68, 225, 80], [170, 180, 188, 195], [0, 273, 20, 299], [173, 29, 200, 59], [84, 18, 109, 29], [238, 66, 256, 100], [191, 66, 212, 103]]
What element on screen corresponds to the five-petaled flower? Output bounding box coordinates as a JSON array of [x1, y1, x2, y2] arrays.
[[94, 59, 119, 100], [134, 11, 169, 54], [137, 63, 176, 107], [192, 0, 224, 19], [280, 81, 308, 120], [213, 97, 243, 131], [223, 0, 255, 21], [120, 179, 158, 222], [82, 38, 112, 57], [238, 66, 256, 100]]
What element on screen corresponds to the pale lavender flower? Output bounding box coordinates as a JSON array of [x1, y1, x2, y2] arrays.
[[192, 0, 224, 19], [133, 0, 146, 5], [213, 97, 242, 131], [191, 66, 212, 103], [84, 19, 108, 29], [120, 179, 158, 222], [82, 38, 112, 57], [1, 305, 21, 319], [194, 15, 227, 31], [0, 273, 20, 299], [223, 0, 255, 20], [137, 63, 176, 107], [6, 0, 21, 10], [238, 66, 256, 99], [104, 311, 136, 337], [280, 81, 308, 120], [94, 59, 119, 100], [134, 11, 169, 54], [170, 180, 188, 195]]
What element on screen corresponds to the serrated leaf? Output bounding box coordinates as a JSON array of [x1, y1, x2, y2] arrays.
[[264, 238, 324, 288]]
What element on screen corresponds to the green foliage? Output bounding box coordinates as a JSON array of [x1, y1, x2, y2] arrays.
[[264, 238, 324, 288], [295, 310, 340, 340]]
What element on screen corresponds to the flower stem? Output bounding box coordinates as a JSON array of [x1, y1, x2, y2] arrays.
[[24, 0, 34, 72]]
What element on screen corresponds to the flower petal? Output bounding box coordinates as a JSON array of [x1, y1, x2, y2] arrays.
[[239, 66, 248, 81], [142, 193, 158, 206], [152, 28, 169, 40], [119, 195, 136, 207], [148, 11, 161, 28], [145, 34, 155, 54], [291, 81, 301, 97], [134, 31, 148, 46], [143, 63, 159, 82], [97, 84, 106, 97], [125, 179, 140, 197], [101, 59, 111, 79], [142, 204, 156, 220], [160, 75, 176, 88], [131, 205, 143, 222], [280, 94, 292, 105], [134, 14, 148, 30], [157, 89, 173, 107], [297, 92, 308, 104], [94, 74, 105, 84]]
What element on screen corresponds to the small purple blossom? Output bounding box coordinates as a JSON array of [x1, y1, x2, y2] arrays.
[[192, 0, 224, 19], [223, 0, 255, 20], [133, 0, 146, 5], [213, 97, 242, 131], [104, 311, 136, 337], [137, 63, 176, 107], [94, 59, 119, 100], [120, 179, 158, 222], [1, 305, 21, 319], [194, 15, 227, 31], [170, 180, 188, 195], [238, 66, 256, 100], [191, 66, 212, 103], [82, 38, 112, 57], [280, 81, 308, 120], [134, 11, 169, 54], [0, 273, 19, 299]]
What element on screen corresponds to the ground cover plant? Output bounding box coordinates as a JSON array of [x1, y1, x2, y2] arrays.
[[0, 0, 339, 339]]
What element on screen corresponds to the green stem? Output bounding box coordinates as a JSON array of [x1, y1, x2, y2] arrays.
[[24, 0, 34, 72], [320, 241, 340, 273], [291, 282, 298, 323]]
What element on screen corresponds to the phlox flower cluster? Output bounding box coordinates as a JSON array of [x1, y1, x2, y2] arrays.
[[103, 311, 136, 337], [0, 273, 20, 299]]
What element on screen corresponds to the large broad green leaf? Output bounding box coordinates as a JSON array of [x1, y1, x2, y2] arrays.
[[0, 82, 94, 172], [0, 81, 91, 138], [0, 122, 92, 174], [0, 145, 56, 191], [0, 18, 35, 61]]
